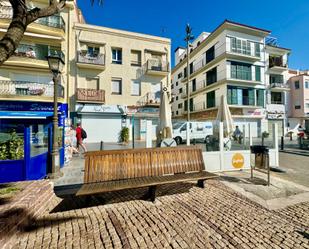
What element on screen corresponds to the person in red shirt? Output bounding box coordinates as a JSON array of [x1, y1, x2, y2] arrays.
[[76, 123, 87, 153]]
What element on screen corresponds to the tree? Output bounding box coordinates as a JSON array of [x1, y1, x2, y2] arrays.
[[0, 0, 103, 66]]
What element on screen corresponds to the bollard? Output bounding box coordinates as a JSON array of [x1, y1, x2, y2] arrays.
[[281, 136, 284, 150], [100, 141, 104, 151]]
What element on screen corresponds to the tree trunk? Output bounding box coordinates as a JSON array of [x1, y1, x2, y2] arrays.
[[0, 5, 28, 66]]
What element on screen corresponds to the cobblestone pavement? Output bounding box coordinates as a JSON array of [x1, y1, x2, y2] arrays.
[[3, 180, 309, 249]]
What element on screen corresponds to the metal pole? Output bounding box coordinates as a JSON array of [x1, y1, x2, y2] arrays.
[[186, 32, 190, 146], [132, 115, 135, 149], [51, 74, 60, 177]]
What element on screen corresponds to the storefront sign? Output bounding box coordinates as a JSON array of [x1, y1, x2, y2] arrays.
[[232, 153, 244, 169], [76, 104, 122, 114], [243, 108, 265, 117], [267, 113, 284, 120]]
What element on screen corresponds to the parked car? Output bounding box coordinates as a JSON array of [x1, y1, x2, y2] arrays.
[[172, 121, 213, 145]]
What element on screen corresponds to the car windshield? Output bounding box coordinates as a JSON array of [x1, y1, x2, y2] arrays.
[[173, 122, 184, 129]]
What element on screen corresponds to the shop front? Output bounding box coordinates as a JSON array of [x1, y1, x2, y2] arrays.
[[0, 101, 68, 183]]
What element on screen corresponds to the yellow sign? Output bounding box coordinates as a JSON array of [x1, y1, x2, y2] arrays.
[[232, 153, 244, 169]]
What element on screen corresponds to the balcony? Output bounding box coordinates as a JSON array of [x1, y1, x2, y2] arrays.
[[269, 57, 287, 72], [76, 88, 105, 103], [227, 37, 261, 62], [0, 80, 64, 100], [137, 92, 160, 107], [181, 79, 207, 99], [143, 59, 169, 77], [270, 83, 290, 91], [0, 6, 65, 35], [76, 52, 105, 70], [6, 43, 64, 70]]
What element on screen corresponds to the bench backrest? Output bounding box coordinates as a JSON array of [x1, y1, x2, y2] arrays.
[[84, 146, 204, 183]]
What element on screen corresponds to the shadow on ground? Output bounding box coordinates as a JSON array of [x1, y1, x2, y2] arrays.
[[219, 176, 269, 186], [0, 207, 82, 239], [51, 182, 196, 213]]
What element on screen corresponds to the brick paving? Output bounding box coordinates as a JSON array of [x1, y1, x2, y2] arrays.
[[1, 180, 309, 249]]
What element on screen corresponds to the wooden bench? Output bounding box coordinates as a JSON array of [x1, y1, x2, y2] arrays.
[[76, 146, 218, 201]]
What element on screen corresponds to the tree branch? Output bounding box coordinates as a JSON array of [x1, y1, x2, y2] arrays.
[[26, 0, 66, 24]]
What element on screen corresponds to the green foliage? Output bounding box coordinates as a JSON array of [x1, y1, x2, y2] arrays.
[[0, 130, 24, 160], [120, 127, 129, 143], [262, 131, 270, 138]]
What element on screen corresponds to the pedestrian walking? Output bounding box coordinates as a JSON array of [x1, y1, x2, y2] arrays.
[[76, 123, 88, 153]]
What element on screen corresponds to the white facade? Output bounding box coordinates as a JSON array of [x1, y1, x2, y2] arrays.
[[171, 20, 291, 137]]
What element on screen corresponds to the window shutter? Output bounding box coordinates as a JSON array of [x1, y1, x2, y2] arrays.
[[131, 80, 140, 95], [249, 89, 255, 105], [255, 66, 261, 81]]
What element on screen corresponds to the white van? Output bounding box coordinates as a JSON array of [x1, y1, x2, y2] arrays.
[[172, 121, 213, 145]]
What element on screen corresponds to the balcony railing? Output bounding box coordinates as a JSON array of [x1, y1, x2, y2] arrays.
[[0, 6, 65, 30], [76, 88, 105, 103], [0, 80, 64, 98], [270, 83, 290, 89], [269, 57, 287, 68], [13, 44, 64, 62], [144, 59, 169, 73], [137, 92, 160, 106], [77, 52, 105, 65]]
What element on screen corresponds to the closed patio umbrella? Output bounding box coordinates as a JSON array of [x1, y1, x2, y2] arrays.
[[216, 95, 234, 136]]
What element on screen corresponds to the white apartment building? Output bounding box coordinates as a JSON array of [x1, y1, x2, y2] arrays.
[[171, 20, 290, 137], [70, 23, 171, 142]]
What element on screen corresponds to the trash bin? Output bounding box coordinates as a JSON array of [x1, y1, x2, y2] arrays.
[[250, 145, 269, 169]]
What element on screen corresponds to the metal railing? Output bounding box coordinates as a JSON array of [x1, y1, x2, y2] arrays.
[[144, 59, 169, 73], [137, 92, 160, 106], [0, 80, 64, 98], [0, 6, 65, 30], [76, 88, 105, 103], [270, 83, 290, 89], [77, 52, 105, 65], [14, 43, 64, 61]]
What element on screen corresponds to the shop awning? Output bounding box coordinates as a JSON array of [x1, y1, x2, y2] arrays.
[[0, 111, 53, 119]]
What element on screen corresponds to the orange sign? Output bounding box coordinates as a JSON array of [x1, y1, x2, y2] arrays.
[[232, 153, 244, 169]]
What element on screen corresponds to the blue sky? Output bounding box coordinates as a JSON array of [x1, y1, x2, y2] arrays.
[[77, 0, 309, 69]]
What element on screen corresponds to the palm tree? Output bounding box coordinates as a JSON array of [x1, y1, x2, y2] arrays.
[[0, 0, 103, 65]]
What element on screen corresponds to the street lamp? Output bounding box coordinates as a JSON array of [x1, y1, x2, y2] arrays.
[[47, 54, 64, 178], [184, 24, 194, 146]]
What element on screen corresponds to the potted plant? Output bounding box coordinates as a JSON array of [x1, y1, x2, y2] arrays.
[[261, 131, 269, 146], [120, 127, 129, 144]]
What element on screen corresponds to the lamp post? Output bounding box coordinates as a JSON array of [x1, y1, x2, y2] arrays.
[[185, 24, 194, 146], [46, 54, 64, 178]]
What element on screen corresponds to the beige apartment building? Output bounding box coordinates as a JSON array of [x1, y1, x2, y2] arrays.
[[288, 70, 309, 128], [69, 23, 171, 142]]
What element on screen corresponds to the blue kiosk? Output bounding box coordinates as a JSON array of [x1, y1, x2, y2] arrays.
[[0, 101, 67, 183]]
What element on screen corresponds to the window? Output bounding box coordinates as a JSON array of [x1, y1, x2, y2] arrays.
[[256, 89, 264, 107], [189, 62, 194, 74], [305, 103, 309, 108], [184, 99, 193, 111], [111, 78, 122, 94], [176, 111, 179, 115], [192, 79, 196, 92], [270, 74, 284, 84], [171, 84, 174, 89], [254, 43, 260, 57], [86, 77, 99, 89], [176, 96, 178, 101], [231, 62, 252, 80], [206, 67, 217, 85], [112, 48, 122, 64], [178, 103, 182, 109], [295, 105, 301, 109], [179, 88, 183, 94], [271, 92, 283, 104], [230, 37, 251, 55], [295, 81, 300, 89], [131, 50, 141, 66], [227, 86, 255, 106], [207, 91, 216, 108], [178, 72, 183, 79], [131, 80, 140, 96], [255, 66, 261, 81], [176, 81, 178, 86], [206, 46, 215, 63], [305, 81, 309, 89], [184, 67, 187, 78], [87, 46, 99, 57]]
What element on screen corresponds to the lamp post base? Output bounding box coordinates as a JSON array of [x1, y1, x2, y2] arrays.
[[48, 152, 63, 179]]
